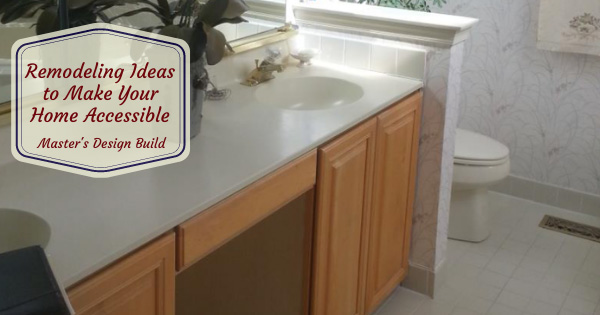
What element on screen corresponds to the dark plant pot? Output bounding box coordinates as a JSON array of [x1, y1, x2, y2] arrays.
[[190, 87, 204, 139], [190, 58, 206, 139]]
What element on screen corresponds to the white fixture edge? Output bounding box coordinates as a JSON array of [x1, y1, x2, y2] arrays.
[[246, 0, 478, 47]]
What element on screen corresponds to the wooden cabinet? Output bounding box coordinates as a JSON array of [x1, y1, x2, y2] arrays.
[[312, 91, 422, 315], [67, 232, 176, 315], [365, 92, 422, 314], [64, 92, 421, 315], [312, 118, 377, 315]]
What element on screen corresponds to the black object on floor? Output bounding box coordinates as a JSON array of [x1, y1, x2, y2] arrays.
[[540, 215, 600, 243], [0, 246, 71, 315]]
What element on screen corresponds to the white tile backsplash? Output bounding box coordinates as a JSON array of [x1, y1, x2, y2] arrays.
[[396, 48, 426, 80], [258, 25, 273, 33], [319, 36, 345, 64], [299, 33, 321, 52], [295, 31, 426, 81], [370, 45, 397, 74], [343, 40, 370, 70], [236, 23, 260, 39]]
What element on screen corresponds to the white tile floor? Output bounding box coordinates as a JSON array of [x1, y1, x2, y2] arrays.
[[375, 192, 600, 315]]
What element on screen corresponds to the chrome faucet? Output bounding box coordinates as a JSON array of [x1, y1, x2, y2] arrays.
[[242, 49, 284, 86]]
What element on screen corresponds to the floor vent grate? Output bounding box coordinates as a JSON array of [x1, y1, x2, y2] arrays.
[[540, 215, 600, 243]]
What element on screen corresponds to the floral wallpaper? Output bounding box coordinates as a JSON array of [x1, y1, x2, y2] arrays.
[[409, 46, 451, 271], [433, 0, 600, 196], [409, 41, 465, 274]]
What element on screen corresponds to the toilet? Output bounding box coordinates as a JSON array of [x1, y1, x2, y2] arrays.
[[449, 129, 510, 242]]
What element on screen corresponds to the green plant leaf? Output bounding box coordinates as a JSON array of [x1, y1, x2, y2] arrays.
[[35, 6, 58, 34], [158, 24, 206, 63], [189, 25, 206, 63], [68, 0, 96, 10], [1, 0, 49, 23], [107, 7, 166, 22], [139, 25, 163, 32], [22, 2, 47, 17], [68, 7, 98, 25], [221, 0, 248, 20], [155, 0, 171, 19], [0, 0, 22, 14], [196, 0, 228, 27], [158, 24, 180, 37], [203, 22, 225, 65]]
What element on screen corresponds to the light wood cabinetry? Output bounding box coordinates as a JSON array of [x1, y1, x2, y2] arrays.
[[63, 92, 421, 315], [365, 92, 422, 314], [67, 232, 176, 315], [312, 119, 377, 315], [312, 91, 422, 315]]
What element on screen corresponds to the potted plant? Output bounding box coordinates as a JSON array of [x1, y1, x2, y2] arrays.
[[0, 0, 248, 137], [153, 0, 249, 138]]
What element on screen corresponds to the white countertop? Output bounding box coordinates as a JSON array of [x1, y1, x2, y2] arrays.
[[0, 62, 421, 287]]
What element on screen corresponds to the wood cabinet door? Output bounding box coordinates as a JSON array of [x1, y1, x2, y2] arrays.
[[68, 232, 176, 315], [312, 118, 377, 315], [365, 92, 422, 314]]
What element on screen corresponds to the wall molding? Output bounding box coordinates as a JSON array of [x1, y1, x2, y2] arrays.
[[401, 260, 447, 298], [293, 2, 477, 48], [245, 0, 478, 48], [492, 175, 600, 217]]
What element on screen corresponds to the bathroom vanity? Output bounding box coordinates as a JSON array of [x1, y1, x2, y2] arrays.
[[0, 22, 424, 311], [0, 17, 427, 313], [63, 89, 422, 315], [0, 5, 444, 313], [0, 0, 481, 308]]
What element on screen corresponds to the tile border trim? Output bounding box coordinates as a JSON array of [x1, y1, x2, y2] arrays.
[[491, 175, 600, 217]]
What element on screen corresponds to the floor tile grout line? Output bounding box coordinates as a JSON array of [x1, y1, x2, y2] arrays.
[[377, 193, 600, 315], [558, 238, 595, 315]]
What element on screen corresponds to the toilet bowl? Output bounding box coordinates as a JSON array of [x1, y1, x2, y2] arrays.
[[449, 129, 510, 242]]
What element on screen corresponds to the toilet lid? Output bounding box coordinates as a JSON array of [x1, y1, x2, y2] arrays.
[[454, 129, 509, 165]]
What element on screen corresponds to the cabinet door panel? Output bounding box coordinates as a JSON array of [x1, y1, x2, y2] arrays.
[[365, 92, 422, 314], [68, 232, 176, 315], [312, 119, 377, 315]]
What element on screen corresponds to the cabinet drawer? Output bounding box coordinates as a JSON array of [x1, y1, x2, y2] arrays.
[[67, 232, 176, 315], [177, 150, 317, 270]]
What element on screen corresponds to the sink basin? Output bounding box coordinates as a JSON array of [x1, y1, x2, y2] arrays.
[[0, 209, 51, 253], [255, 76, 364, 110]]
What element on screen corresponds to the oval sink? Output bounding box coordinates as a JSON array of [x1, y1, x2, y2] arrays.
[[0, 209, 51, 253], [255, 77, 364, 110]]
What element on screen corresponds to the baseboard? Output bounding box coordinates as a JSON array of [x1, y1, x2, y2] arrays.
[[401, 262, 440, 298], [491, 175, 600, 217]]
